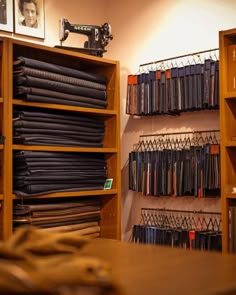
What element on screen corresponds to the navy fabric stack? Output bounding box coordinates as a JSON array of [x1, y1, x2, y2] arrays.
[[13, 108, 105, 147], [13, 56, 108, 109], [13, 151, 107, 197]]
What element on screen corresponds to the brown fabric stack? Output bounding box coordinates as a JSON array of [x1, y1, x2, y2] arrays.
[[0, 226, 121, 295], [13, 199, 101, 238]]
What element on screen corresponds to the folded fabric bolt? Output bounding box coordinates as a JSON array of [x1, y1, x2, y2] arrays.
[[16, 93, 106, 109], [14, 120, 104, 133], [13, 151, 107, 197], [14, 56, 108, 84], [14, 65, 107, 90], [13, 108, 105, 147], [15, 85, 107, 104], [14, 110, 104, 127]]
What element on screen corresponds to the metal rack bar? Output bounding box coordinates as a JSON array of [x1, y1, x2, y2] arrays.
[[139, 47, 219, 67], [139, 129, 220, 139], [141, 207, 221, 215]]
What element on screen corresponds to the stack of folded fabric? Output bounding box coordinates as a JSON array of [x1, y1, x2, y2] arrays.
[[13, 150, 107, 197], [13, 108, 105, 147], [13, 199, 101, 237], [13, 56, 108, 109]]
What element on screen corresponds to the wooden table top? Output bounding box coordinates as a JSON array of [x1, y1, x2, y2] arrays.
[[80, 238, 236, 295]]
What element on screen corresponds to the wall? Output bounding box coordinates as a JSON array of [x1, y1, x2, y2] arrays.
[[2, 0, 236, 241]]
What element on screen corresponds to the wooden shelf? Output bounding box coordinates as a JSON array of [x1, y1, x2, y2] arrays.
[[11, 37, 118, 66], [0, 97, 3, 103], [13, 145, 118, 153], [13, 99, 118, 116], [220, 27, 236, 253], [225, 141, 236, 147], [0, 144, 3, 150], [0, 194, 3, 200], [12, 189, 118, 199], [226, 194, 236, 199], [0, 37, 121, 241], [224, 92, 236, 99]]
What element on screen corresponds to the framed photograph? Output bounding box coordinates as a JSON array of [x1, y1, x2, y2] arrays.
[[0, 0, 13, 32], [14, 0, 44, 38]]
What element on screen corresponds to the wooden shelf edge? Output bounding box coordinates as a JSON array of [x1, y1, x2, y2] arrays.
[[224, 92, 236, 99], [0, 144, 3, 150], [13, 145, 118, 153], [12, 189, 118, 199], [0, 194, 3, 200], [12, 99, 117, 116], [225, 141, 236, 147], [220, 27, 236, 36], [0, 97, 3, 103], [226, 194, 236, 199], [11, 38, 119, 65]]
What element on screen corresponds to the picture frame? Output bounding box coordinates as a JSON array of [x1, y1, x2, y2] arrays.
[[0, 0, 13, 32], [14, 0, 45, 38]]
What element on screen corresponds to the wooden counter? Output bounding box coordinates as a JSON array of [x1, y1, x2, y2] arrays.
[[80, 239, 236, 295]]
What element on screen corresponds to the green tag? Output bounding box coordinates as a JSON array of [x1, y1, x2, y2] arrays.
[[104, 178, 113, 190]]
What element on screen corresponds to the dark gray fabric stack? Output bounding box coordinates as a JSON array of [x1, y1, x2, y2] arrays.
[[13, 151, 107, 197], [13, 108, 105, 147], [13, 56, 108, 109]]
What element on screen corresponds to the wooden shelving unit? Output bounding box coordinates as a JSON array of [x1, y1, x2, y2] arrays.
[[219, 27, 236, 253], [0, 37, 121, 240]]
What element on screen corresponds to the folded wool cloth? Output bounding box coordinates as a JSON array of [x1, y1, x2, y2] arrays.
[[15, 85, 107, 105], [14, 56, 108, 84], [13, 65, 107, 91], [0, 226, 121, 295], [15, 93, 107, 109]]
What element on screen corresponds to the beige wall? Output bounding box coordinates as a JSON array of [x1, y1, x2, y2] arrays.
[[3, 0, 236, 240]]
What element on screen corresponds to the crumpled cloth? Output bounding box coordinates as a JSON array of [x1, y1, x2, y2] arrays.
[[0, 226, 120, 295]]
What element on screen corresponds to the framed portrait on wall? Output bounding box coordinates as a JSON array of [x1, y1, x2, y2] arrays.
[[0, 0, 13, 32], [14, 0, 45, 38]]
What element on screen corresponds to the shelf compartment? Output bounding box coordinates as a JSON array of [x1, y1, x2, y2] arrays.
[[12, 41, 119, 111], [222, 99, 236, 141], [224, 147, 236, 185]]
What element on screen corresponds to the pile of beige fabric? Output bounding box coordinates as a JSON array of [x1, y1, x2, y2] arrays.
[[0, 226, 120, 295]]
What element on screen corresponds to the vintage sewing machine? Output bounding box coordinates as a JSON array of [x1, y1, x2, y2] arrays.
[[55, 17, 113, 57]]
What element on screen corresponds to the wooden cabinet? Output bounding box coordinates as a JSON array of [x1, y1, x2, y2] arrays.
[[0, 37, 121, 240], [219, 28, 236, 253]]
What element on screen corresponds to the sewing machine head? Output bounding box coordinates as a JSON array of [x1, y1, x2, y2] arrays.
[[57, 17, 113, 57]]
